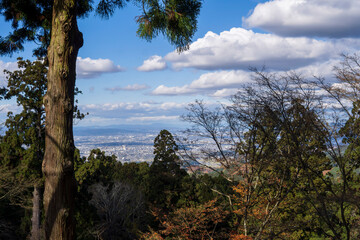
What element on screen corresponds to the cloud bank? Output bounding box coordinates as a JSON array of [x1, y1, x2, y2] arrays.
[[82, 101, 187, 113], [151, 58, 343, 97], [244, 0, 360, 38], [78, 101, 188, 126], [164, 28, 357, 71], [152, 70, 253, 96]]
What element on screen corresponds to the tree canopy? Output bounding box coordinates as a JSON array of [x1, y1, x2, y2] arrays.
[[1, 1, 202, 239], [0, 0, 202, 57]]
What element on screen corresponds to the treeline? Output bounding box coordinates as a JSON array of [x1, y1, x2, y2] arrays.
[[0, 54, 360, 240]]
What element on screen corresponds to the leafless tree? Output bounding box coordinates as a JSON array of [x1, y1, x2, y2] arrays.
[[179, 59, 360, 239], [88, 181, 146, 240]]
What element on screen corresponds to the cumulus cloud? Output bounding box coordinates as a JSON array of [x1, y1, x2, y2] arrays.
[[152, 58, 346, 97], [244, 0, 360, 38], [151, 85, 196, 96], [164, 28, 358, 71], [105, 84, 150, 92], [137, 55, 167, 72], [76, 57, 124, 79], [152, 70, 253, 95]]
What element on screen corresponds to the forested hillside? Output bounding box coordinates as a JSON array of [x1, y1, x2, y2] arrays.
[[1, 1, 360, 239], [0, 54, 359, 239]]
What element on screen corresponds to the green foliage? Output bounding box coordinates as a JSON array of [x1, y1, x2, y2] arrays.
[[0, 0, 202, 238], [74, 148, 117, 240], [0, 0, 92, 56], [96, 0, 130, 18], [180, 63, 360, 239], [340, 100, 360, 166], [0, 58, 46, 239], [113, 161, 151, 188], [75, 148, 117, 189], [0, 58, 87, 238], [0, 0, 202, 57], [153, 129, 180, 168], [148, 130, 187, 209], [135, 0, 202, 51], [1, 58, 46, 179]]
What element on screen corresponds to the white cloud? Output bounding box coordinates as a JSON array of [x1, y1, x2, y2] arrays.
[[82, 101, 186, 112], [152, 58, 347, 97], [294, 59, 340, 79], [164, 28, 357, 71], [1, 57, 123, 82], [78, 101, 188, 126], [244, 0, 360, 38], [152, 70, 253, 95], [76, 57, 124, 79], [151, 85, 196, 96], [211, 88, 240, 98], [190, 70, 253, 89], [75, 116, 125, 126], [105, 84, 150, 92], [137, 55, 167, 72], [157, 102, 187, 110]]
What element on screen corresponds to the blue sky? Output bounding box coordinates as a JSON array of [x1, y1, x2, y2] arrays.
[[1, 0, 360, 129]]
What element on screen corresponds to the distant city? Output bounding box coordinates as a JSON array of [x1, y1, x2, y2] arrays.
[[73, 124, 224, 168], [74, 124, 184, 163], [75, 132, 157, 162]]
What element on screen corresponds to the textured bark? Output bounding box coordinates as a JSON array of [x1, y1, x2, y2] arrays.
[[30, 185, 41, 240], [42, 0, 83, 239]]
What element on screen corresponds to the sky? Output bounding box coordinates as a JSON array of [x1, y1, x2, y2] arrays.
[[1, 0, 360, 130]]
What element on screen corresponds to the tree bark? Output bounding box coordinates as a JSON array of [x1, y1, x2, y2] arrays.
[[42, 0, 83, 239], [31, 185, 41, 240]]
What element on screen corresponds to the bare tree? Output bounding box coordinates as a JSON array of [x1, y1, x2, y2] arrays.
[[179, 65, 360, 239], [88, 181, 146, 240]]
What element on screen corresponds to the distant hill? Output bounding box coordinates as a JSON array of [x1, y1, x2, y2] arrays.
[[73, 124, 184, 136]]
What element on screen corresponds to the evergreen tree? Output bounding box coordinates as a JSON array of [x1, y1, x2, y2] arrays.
[[0, 58, 46, 239], [149, 130, 187, 210], [0, 58, 85, 239], [153, 129, 182, 173], [0, 2, 202, 238]]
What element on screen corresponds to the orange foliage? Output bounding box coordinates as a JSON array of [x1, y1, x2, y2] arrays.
[[143, 200, 230, 240], [232, 182, 268, 220], [141, 231, 164, 240], [230, 234, 253, 240]]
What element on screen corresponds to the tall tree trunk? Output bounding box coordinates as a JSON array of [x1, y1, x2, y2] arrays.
[[42, 0, 83, 239], [31, 185, 41, 240]]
